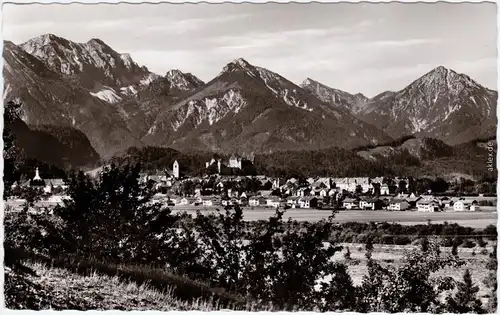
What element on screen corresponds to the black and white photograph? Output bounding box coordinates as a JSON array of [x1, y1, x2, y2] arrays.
[[2, 1, 498, 312]]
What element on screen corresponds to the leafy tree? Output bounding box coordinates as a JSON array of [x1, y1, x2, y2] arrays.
[[446, 269, 485, 313], [484, 244, 498, 312], [4, 101, 23, 197], [430, 177, 449, 193], [398, 180, 408, 194], [355, 185, 363, 194], [42, 163, 176, 263], [358, 241, 463, 313]]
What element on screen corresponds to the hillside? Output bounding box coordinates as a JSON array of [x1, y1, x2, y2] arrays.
[[143, 58, 393, 153]]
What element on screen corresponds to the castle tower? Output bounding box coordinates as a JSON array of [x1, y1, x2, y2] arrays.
[[33, 167, 42, 181], [173, 160, 180, 179]]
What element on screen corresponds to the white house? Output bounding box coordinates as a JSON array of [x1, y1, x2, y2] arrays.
[[249, 196, 266, 207], [359, 199, 376, 210], [453, 199, 478, 211], [388, 199, 410, 211], [380, 184, 390, 195], [318, 189, 328, 197], [416, 199, 439, 212], [343, 198, 358, 210], [266, 196, 281, 208], [178, 197, 189, 205], [287, 196, 300, 208], [298, 197, 318, 209], [295, 187, 310, 197]]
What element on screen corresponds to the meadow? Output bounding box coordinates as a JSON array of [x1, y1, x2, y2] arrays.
[[171, 207, 497, 228]]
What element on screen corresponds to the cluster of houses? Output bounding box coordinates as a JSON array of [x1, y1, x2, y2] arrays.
[[341, 194, 479, 212], [10, 167, 68, 194], [152, 190, 480, 212], [7, 165, 485, 213]]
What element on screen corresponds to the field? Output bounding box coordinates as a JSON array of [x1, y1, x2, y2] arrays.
[[171, 207, 497, 228], [7, 261, 228, 311]]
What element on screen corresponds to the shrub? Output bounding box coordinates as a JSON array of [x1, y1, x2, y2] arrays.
[[357, 241, 464, 313], [462, 240, 476, 249], [393, 235, 412, 245]]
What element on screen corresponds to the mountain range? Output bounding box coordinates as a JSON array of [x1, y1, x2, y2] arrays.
[[3, 33, 497, 171]]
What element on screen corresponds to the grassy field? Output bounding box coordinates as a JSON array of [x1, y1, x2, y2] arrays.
[[171, 207, 497, 228], [13, 261, 240, 311]]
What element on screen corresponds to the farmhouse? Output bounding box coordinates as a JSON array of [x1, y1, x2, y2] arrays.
[[380, 184, 390, 195], [416, 199, 440, 212], [287, 196, 300, 208], [317, 188, 329, 197], [343, 198, 359, 210], [296, 187, 312, 197], [201, 196, 216, 206], [266, 196, 281, 208], [453, 199, 479, 211], [298, 196, 318, 209], [249, 196, 266, 207], [388, 199, 410, 211], [43, 178, 67, 194], [359, 197, 384, 210]]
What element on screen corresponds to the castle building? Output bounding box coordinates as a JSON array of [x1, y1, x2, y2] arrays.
[[228, 154, 242, 169], [173, 160, 180, 179], [205, 158, 216, 168]]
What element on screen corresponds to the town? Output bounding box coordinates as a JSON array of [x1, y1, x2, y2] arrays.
[[8, 155, 496, 215]]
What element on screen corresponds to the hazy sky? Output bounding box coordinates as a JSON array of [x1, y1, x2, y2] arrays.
[[3, 2, 497, 97]]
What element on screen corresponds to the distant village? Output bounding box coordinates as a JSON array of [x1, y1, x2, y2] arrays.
[[8, 155, 496, 213]]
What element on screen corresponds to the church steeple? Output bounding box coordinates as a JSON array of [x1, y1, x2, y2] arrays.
[[33, 167, 42, 181], [173, 160, 179, 179]]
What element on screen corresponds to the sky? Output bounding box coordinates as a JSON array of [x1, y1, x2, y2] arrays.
[[2, 2, 497, 97]]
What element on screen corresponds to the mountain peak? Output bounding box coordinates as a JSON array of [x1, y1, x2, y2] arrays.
[[166, 69, 183, 76], [165, 69, 204, 91], [221, 58, 255, 73], [86, 38, 106, 45], [410, 65, 479, 93], [21, 33, 67, 50], [302, 77, 320, 87]]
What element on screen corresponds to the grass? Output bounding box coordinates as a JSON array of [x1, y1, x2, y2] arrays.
[[18, 251, 272, 311], [171, 208, 497, 228], [18, 261, 225, 311]]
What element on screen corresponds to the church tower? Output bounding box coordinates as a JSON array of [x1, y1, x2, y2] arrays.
[[173, 160, 179, 179], [217, 160, 221, 174], [33, 167, 42, 181]]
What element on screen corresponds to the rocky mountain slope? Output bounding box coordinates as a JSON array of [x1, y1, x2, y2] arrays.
[[301, 78, 369, 113], [20, 34, 158, 99], [3, 40, 145, 159], [357, 66, 497, 145], [142, 58, 392, 154], [4, 34, 496, 162], [4, 35, 209, 159]]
